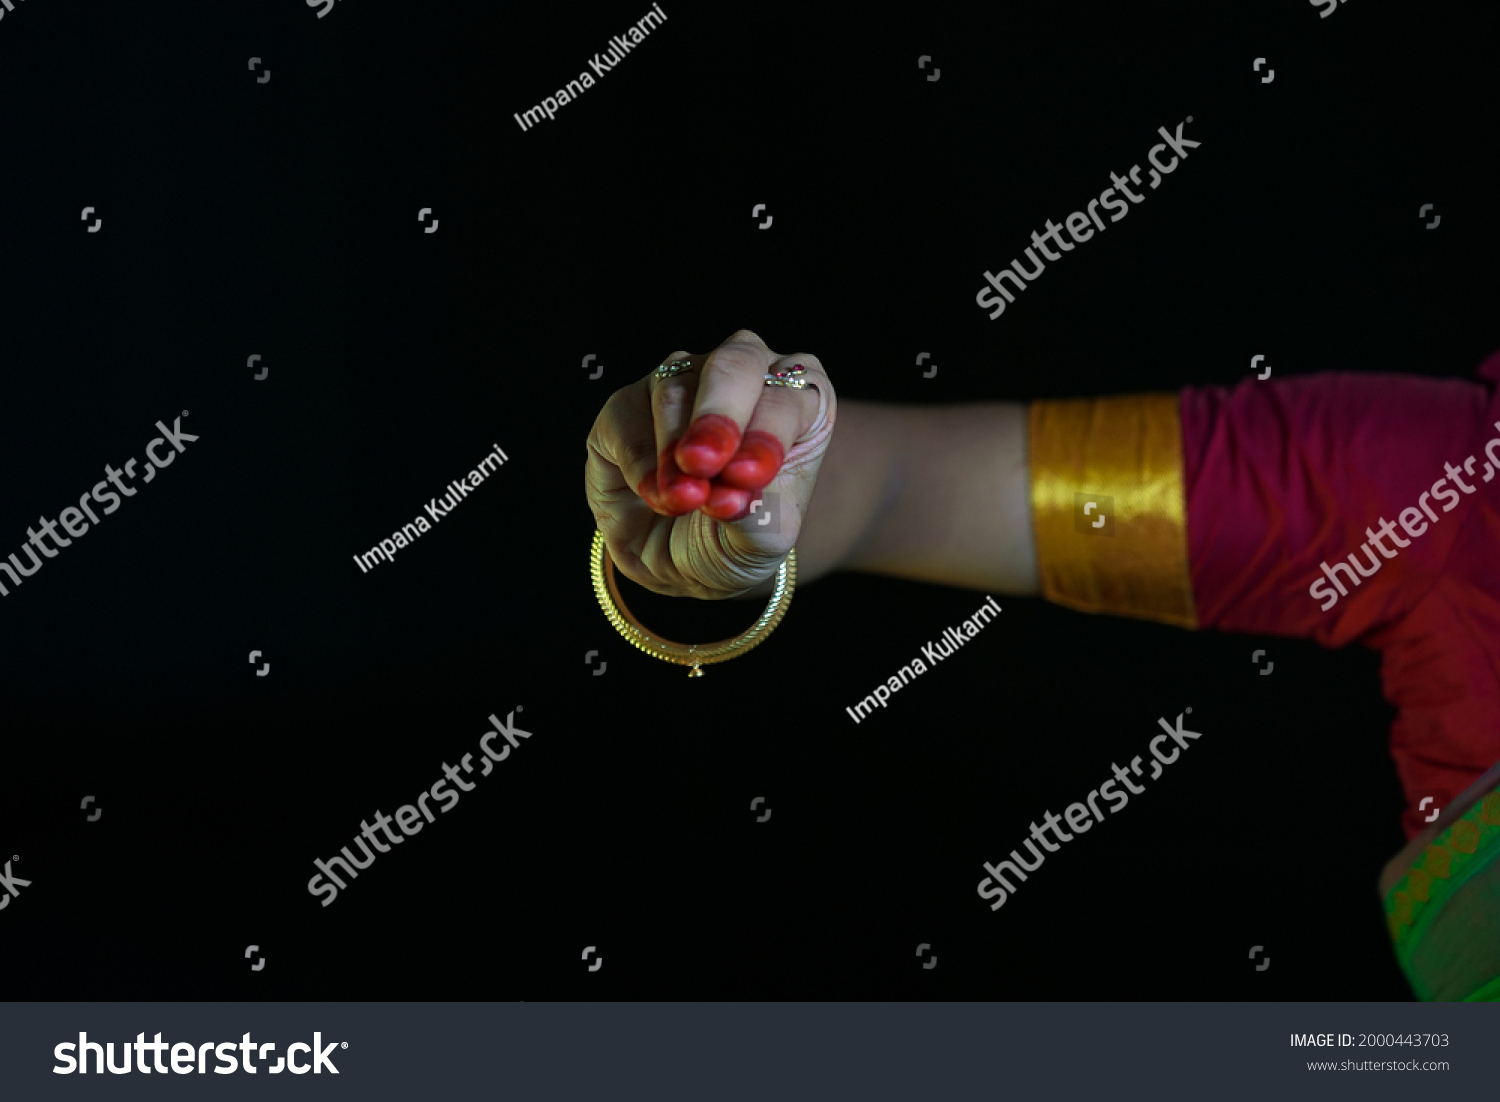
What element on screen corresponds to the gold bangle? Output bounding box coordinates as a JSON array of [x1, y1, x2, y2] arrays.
[[589, 529, 796, 678]]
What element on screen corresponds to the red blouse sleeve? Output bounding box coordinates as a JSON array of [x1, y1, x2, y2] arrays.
[[1179, 351, 1500, 838]]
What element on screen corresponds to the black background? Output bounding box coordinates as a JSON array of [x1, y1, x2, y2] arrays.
[[1, 0, 1494, 1000]]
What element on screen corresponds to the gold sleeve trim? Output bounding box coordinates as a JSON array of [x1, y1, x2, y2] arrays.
[[1027, 393, 1197, 629]]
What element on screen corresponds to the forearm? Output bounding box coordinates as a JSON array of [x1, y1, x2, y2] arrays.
[[737, 399, 1040, 598]]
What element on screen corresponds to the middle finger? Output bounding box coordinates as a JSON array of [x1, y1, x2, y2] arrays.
[[673, 329, 779, 480]]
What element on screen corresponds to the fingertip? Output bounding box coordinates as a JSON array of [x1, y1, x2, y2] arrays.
[[659, 479, 711, 514], [700, 482, 753, 521], [635, 471, 669, 516], [655, 448, 711, 514], [717, 431, 785, 491], [675, 413, 743, 478]]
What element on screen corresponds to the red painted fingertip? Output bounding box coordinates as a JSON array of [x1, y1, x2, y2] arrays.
[[717, 430, 785, 491], [655, 446, 710, 514], [660, 477, 711, 514], [701, 482, 753, 521], [636, 471, 668, 515], [675, 413, 742, 478]]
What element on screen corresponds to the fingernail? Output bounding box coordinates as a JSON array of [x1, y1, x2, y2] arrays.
[[701, 482, 752, 521], [655, 446, 710, 514], [717, 431, 785, 491], [675, 414, 742, 478]]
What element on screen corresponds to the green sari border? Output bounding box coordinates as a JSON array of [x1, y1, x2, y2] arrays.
[[1462, 973, 1500, 1003], [1384, 788, 1500, 1000]]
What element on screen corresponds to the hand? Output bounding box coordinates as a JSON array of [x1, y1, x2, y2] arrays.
[[585, 329, 836, 600]]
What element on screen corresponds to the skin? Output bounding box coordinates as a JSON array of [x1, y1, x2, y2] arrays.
[[584, 328, 1489, 904], [585, 329, 840, 601]]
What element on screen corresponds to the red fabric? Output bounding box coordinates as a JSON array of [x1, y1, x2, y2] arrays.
[[1179, 352, 1500, 839]]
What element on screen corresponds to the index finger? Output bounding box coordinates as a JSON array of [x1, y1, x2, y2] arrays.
[[672, 329, 779, 479]]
